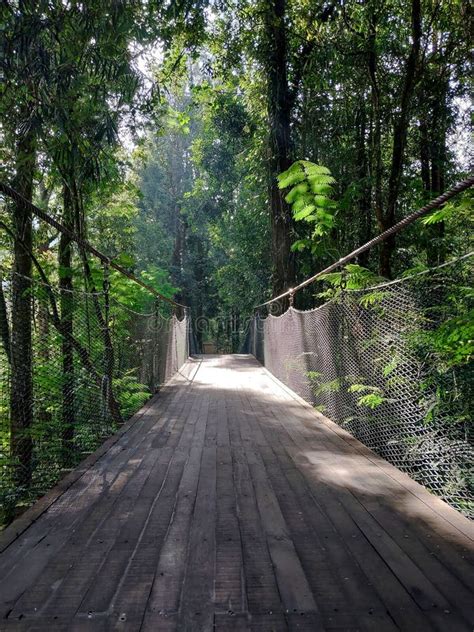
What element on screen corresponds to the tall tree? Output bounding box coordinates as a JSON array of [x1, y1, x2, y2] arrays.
[[383, 0, 421, 277], [264, 0, 295, 299], [1, 0, 49, 484]]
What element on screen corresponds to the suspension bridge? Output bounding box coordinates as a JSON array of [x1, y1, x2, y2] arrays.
[[0, 182, 473, 631]]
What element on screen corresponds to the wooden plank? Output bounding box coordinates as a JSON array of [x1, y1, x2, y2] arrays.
[[175, 443, 217, 631], [242, 365, 426, 631], [259, 365, 474, 608], [173, 372, 218, 631], [239, 375, 397, 632], [261, 364, 474, 542], [314, 426, 474, 621], [1, 354, 473, 632], [214, 386, 246, 615], [264, 379, 474, 602], [0, 363, 197, 554], [114, 391, 210, 631], [256, 367, 471, 631], [235, 390, 320, 621], [2, 382, 191, 622], [0, 367, 198, 625], [229, 431, 283, 616], [0, 374, 185, 578], [214, 612, 249, 631], [73, 388, 197, 620], [249, 613, 288, 631]]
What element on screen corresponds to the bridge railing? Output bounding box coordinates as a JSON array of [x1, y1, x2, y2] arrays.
[[246, 177, 473, 517], [246, 259, 473, 517], [0, 269, 189, 526], [0, 185, 191, 527]]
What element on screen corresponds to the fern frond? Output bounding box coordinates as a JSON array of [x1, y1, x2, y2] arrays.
[[285, 182, 309, 203], [311, 183, 334, 195], [308, 174, 336, 186], [300, 161, 331, 176], [292, 193, 314, 213], [294, 204, 316, 220]]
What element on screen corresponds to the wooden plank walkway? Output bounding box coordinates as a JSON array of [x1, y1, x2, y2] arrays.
[[0, 354, 473, 632]]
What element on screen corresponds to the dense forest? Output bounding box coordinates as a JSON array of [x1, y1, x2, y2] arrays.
[[1, 0, 472, 340], [0, 1, 472, 520]]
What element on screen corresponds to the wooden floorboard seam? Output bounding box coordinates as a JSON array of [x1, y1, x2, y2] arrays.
[[0, 354, 472, 632]]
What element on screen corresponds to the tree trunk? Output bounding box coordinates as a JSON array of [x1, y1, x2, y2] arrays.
[[355, 103, 372, 266], [380, 0, 422, 277], [194, 237, 205, 353], [427, 75, 447, 266], [0, 277, 11, 364], [367, 15, 384, 266], [423, 70, 448, 267], [419, 116, 431, 192], [59, 183, 75, 465], [171, 214, 187, 305], [77, 244, 123, 426], [368, 0, 421, 277], [265, 0, 295, 307], [10, 128, 35, 487]]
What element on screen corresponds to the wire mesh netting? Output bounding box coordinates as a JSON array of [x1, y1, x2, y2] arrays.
[[0, 271, 189, 526], [244, 256, 473, 518]]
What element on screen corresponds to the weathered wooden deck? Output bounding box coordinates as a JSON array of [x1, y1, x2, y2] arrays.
[[0, 354, 473, 631]]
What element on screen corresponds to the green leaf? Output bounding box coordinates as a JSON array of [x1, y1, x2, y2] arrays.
[[421, 205, 454, 225], [285, 182, 309, 203], [292, 193, 314, 213], [311, 183, 334, 196], [314, 194, 336, 209], [291, 239, 311, 252], [114, 252, 135, 267], [308, 174, 336, 187], [300, 161, 331, 176], [294, 204, 316, 220], [356, 393, 385, 409], [277, 164, 306, 189]]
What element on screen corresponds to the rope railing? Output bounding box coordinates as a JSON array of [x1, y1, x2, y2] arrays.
[[0, 182, 187, 310], [0, 271, 191, 527], [0, 182, 193, 528], [255, 175, 474, 308], [245, 251, 473, 517], [246, 178, 474, 517]]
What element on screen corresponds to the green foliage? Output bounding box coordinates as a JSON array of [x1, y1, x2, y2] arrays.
[[278, 161, 336, 254], [348, 384, 386, 409], [114, 372, 151, 419], [422, 192, 473, 227], [427, 312, 474, 366], [317, 264, 383, 300], [307, 373, 343, 396], [359, 291, 386, 308]]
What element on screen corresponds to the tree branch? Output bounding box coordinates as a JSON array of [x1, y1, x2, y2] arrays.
[[287, 3, 336, 109]]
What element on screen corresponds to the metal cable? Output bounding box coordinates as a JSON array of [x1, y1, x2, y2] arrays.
[[0, 269, 190, 519], [0, 182, 186, 309], [245, 252, 474, 517], [256, 175, 474, 308]]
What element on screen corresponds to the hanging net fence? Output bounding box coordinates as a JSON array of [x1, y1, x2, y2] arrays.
[[0, 270, 189, 526], [244, 254, 473, 518]]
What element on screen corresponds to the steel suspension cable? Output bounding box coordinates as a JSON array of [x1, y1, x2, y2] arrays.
[[0, 182, 186, 309], [255, 175, 474, 309]]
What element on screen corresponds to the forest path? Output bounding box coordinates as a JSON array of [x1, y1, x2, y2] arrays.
[[0, 354, 473, 631]]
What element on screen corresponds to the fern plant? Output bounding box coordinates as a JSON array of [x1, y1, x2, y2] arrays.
[[277, 161, 336, 254], [348, 383, 386, 409], [317, 263, 383, 300]]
